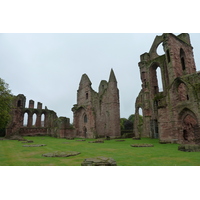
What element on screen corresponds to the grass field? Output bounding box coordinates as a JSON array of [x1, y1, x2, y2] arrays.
[[1, 136, 200, 166]]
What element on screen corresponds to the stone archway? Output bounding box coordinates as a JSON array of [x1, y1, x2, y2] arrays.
[[178, 108, 199, 144], [149, 62, 164, 95], [182, 114, 197, 143]]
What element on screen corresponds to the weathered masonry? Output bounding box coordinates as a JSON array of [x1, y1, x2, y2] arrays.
[[6, 94, 74, 138], [72, 69, 121, 138], [134, 33, 200, 144]]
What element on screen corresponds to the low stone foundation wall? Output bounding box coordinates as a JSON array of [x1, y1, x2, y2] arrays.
[[42, 151, 80, 157], [178, 144, 200, 152], [19, 128, 47, 136], [130, 144, 154, 147], [88, 139, 104, 143], [81, 156, 117, 166], [23, 144, 46, 147]]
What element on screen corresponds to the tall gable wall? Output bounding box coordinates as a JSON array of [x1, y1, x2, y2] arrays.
[[72, 69, 120, 138]]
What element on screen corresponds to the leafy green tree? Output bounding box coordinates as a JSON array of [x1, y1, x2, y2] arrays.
[[120, 114, 135, 131], [124, 119, 133, 130], [128, 114, 135, 123], [137, 115, 143, 136], [120, 118, 127, 130], [0, 78, 13, 132], [139, 115, 143, 125]]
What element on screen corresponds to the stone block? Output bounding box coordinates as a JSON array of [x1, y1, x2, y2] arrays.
[[23, 144, 46, 147], [81, 156, 117, 166], [42, 151, 80, 157], [178, 144, 200, 152]]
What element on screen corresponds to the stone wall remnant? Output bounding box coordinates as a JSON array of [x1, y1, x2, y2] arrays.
[[81, 156, 117, 166], [134, 33, 200, 144], [6, 94, 74, 138], [72, 69, 120, 139]]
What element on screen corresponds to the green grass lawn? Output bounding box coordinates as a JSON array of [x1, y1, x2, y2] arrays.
[[1, 136, 200, 166]]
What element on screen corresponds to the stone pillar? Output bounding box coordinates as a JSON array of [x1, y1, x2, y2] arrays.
[[27, 113, 32, 127], [37, 102, 42, 109], [29, 100, 34, 108], [36, 114, 41, 127]]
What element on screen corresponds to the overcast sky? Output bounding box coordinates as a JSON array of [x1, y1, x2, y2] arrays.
[[1, 33, 200, 122], [1, 0, 200, 197]]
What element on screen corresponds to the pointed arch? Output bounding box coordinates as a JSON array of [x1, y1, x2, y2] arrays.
[[178, 108, 198, 143], [41, 113, 45, 127], [171, 78, 189, 102], [23, 112, 28, 126], [179, 108, 197, 123], [156, 42, 165, 56], [32, 113, 37, 126]]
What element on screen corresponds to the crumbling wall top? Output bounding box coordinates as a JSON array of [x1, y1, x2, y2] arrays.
[[98, 80, 108, 95]]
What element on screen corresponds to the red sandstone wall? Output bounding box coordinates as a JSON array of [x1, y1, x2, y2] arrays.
[[73, 70, 121, 138], [134, 33, 200, 143], [166, 34, 196, 83]]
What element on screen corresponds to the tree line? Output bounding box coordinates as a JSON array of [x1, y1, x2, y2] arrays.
[[0, 78, 13, 136], [120, 114, 143, 131]]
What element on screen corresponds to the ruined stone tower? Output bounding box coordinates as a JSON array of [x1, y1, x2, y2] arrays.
[[72, 69, 120, 138], [134, 33, 200, 144]]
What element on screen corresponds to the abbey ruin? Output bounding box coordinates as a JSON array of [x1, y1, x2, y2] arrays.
[[134, 33, 200, 144], [6, 69, 120, 139], [5, 33, 200, 144], [72, 69, 120, 138]]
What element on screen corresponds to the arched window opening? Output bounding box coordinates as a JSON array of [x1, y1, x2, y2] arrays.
[[137, 108, 143, 137], [156, 67, 163, 92], [166, 49, 170, 63], [84, 114, 87, 123], [41, 114, 45, 127], [86, 92, 88, 99], [150, 64, 164, 95], [180, 48, 186, 71], [182, 114, 197, 142], [181, 57, 186, 70], [156, 42, 165, 56], [32, 113, 37, 126], [23, 113, 28, 126], [17, 100, 21, 107], [139, 107, 143, 116]]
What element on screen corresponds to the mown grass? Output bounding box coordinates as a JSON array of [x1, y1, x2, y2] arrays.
[[1, 136, 200, 166]]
